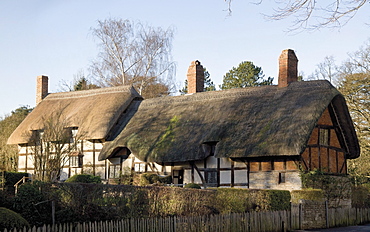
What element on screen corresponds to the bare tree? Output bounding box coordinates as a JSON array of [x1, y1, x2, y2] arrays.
[[90, 18, 176, 98], [225, 0, 368, 30], [27, 111, 84, 182], [308, 56, 338, 82], [335, 40, 370, 185]]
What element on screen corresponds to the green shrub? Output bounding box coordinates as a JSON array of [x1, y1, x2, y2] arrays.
[[13, 182, 51, 227], [214, 188, 251, 213], [158, 175, 172, 184], [352, 185, 370, 208], [291, 189, 324, 204], [266, 190, 291, 211], [184, 183, 201, 189], [0, 207, 29, 231], [137, 173, 172, 186], [65, 174, 101, 183], [214, 188, 291, 212], [4, 171, 29, 186], [0, 190, 13, 208]]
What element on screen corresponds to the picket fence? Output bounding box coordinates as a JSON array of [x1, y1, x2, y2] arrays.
[[3, 208, 370, 232]]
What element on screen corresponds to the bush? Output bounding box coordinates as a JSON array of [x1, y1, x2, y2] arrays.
[[214, 188, 291, 212], [65, 174, 101, 183], [0, 207, 29, 231], [352, 185, 370, 208], [13, 182, 51, 227], [136, 173, 172, 186], [0, 190, 14, 208], [291, 189, 324, 204], [214, 188, 251, 213], [4, 171, 29, 186], [184, 183, 201, 189]]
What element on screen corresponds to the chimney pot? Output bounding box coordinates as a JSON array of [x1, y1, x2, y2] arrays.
[[36, 75, 49, 105], [187, 60, 204, 94], [278, 49, 298, 88]]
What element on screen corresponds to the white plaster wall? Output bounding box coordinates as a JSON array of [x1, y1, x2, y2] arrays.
[[220, 158, 230, 168], [220, 170, 230, 184], [234, 170, 248, 184], [18, 156, 26, 169]]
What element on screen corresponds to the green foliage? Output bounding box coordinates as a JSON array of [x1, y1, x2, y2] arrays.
[[213, 188, 290, 213], [0, 106, 32, 171], [247, 189, 291, 211], [73, 77, 99, 91], [184, 183, 201, 189], [65, 174, 102, 183], [13, 182, 52, 226], [4, 171, 29, 186], [291, 189, 325, 204], [0, 190, 13, 209], [214, 188, 251, 213], [137, 173, 172, 186], [0, 207, 29, 231], [7, 183, 292, 225], [301, 169, 352, 207], [179, 69, 216, 94], [352, 185, 370, 208], [220, 61, 273, 90]]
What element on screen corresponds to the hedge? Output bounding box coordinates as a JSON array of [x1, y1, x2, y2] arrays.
[[0, 207, 29, 231]]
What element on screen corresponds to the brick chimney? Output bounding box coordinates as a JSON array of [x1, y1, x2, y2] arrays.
[[187, 60, 204, 94], [278, 49, 298, 88], [36, 75, 48, 105]]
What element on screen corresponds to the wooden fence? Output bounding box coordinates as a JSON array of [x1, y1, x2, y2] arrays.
[[3, 208, 370, 232], [2, 211, 293, 232]]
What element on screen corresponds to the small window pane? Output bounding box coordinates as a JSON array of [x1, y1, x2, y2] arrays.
[[319, 129, 329, 146]]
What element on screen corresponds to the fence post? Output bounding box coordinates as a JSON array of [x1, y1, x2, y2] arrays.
[[325, 200, 329, 228], [299, 201, 302, 230]]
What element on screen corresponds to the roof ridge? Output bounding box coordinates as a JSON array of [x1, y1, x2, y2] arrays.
[[141, 85, 277, 107], [44, 85, 136, 100]]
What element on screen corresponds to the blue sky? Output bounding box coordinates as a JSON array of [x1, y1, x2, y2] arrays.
[[1, 0, 369, 115]]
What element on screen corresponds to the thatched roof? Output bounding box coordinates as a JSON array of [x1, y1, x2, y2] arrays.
[[99, 80, 359, 163], [8, 85, 141, 144]]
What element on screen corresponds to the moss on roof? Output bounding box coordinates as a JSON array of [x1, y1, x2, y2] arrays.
[[99, 80, 359, 163]]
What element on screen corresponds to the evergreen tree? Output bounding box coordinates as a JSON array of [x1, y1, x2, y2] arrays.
[[179, 69, 216, 94], [0, 106, 33, 171], [220, 61, 273, 90]]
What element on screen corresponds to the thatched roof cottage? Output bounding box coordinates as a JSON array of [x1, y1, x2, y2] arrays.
[[8, 49, 359, 190]]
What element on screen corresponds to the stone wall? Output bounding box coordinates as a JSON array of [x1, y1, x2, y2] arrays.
[[296, 199, 327, 229]]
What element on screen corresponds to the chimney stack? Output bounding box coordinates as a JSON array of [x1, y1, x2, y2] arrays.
[[187, 60, 204, 94], [278, 49, 298, 88], [36, 75, 48, 105]]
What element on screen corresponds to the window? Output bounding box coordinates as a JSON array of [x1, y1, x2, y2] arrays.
[[66, 127, 78, 143], [202, 142, 218, 156], [69, 152, 83, 168], [206, 169, 217, 187], [278, 172, 286, 184], [109, 165, 121, 178], [319, 128, 329, 146], [134, 163, 146, 173]]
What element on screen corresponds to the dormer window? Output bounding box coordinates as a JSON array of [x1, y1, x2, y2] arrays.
[[68, 127, 78, 143], [202, 141, 218, 157]]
